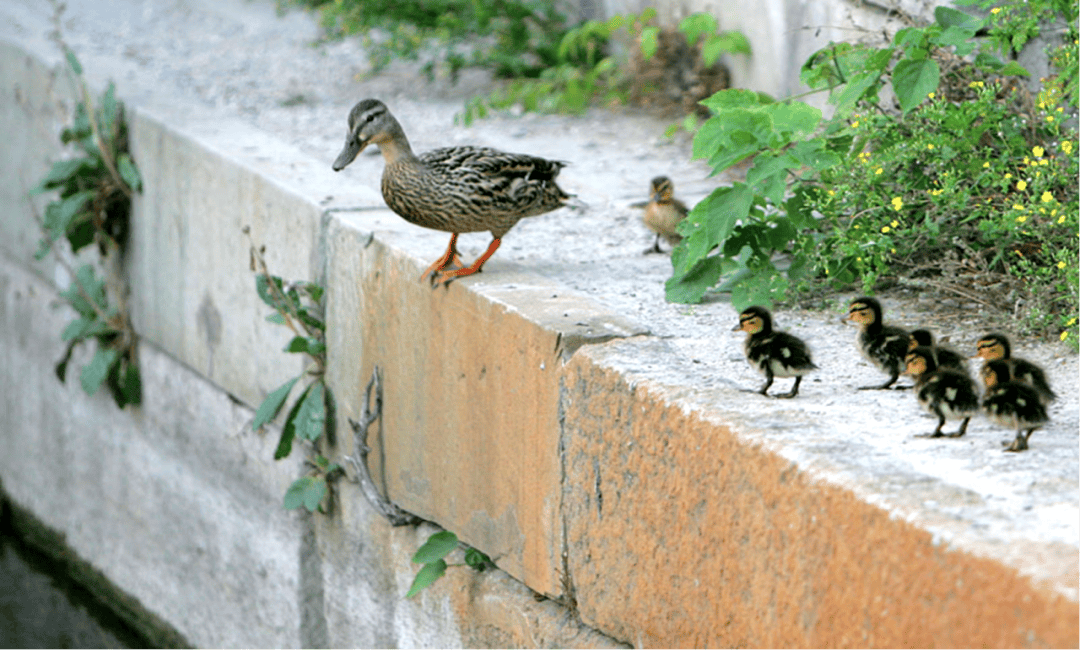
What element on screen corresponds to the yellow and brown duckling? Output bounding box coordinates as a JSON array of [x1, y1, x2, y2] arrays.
[[909, 328, 968, 372], [844, 296, 911, 390], [641, 176, 688, 254], [982, 359, 1049, 452], [733, 306, 817, 398], [904, 346, 980, 438], [974, 333, 1057, 405], [332, 98, 570, 285]]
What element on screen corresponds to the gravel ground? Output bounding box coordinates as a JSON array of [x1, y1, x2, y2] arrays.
[[2, 0, 1076, 598]]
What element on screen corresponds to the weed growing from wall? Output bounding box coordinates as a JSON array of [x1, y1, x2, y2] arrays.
[[31, 16, 143, 408]]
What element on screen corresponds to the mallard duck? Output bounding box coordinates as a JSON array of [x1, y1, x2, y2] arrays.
[[844, 297, 911, 390], [332, 99, 570, 285], [974, 333, 1057, 405], [732, 306, 817, 398], [909, 328, 968, 372], [904, 346, 980, 438], [982, 359, 1049, 452], [641, 176, 688, 254]]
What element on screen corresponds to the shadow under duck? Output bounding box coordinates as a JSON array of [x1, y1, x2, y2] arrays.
[[733, 306, 817, 398], [981, 358, 1049, 452], [904, 346, 980, 438], [332, 99, 570, 285], [974, 332, 1057, 405], [844, 296, 911, 390], [641, 176, 688, 254]]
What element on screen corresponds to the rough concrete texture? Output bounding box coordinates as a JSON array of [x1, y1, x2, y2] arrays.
[[0, 0, 1077, 647], [0, 257, 307, 648]]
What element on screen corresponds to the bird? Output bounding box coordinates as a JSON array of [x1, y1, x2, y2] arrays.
[[981, 359, 1049, 452], [640, 176, 688, 254], [843, 296, 911, 389], [732, 306, 817, 398], [974, 333, 1057, 405], [331, 99, 571, 285], [909, 328, 968, 372], [904, 346, 980, 438]]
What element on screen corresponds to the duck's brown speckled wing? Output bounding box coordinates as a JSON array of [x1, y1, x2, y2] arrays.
[[383, 146, 569, 237]]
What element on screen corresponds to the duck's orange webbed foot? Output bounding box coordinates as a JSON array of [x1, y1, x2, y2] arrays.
[[433, 237, 502, 287], [421, 233, 465, 285]]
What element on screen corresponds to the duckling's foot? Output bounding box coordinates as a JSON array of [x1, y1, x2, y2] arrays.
[[643, 236, 664, 255], [774, 376, 802, 399], [1003, 432, 1030, 452]]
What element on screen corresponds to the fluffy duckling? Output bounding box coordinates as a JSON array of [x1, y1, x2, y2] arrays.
[[641, 176, 688, 254], [904, 346, 980, 438], [909, 328, 968, 372], [975, 333, 1057, 405], [332, 99, 570, 285], [844, 297, 911, 390], [733, 306, 817, 398], [982, 359, 1049, 452]]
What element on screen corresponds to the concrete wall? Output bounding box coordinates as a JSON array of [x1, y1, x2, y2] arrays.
[[1, 6, 1078, 649]]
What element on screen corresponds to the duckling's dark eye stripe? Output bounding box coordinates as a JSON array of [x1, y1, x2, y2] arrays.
[[977, 342, 996, 350]]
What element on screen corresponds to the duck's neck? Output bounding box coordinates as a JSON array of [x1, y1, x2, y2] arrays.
[[377, 122, 418, 166]]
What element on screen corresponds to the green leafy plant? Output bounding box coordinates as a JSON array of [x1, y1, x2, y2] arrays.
[[246, 235, 337, 512], [405, 531, 493, 598], [31, 34, 142, 408], [459, 10, 750, 124], [666, 2, 1078, 343]]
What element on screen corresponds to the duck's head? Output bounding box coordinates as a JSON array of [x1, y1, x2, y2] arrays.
[[909, 328, 934, 351], [982, 358, 1012, 388], [650, 176, 675, 204], [903, 346, 937, 378], [844, 296, 881, 327], [333, 99, 405, 171], [733, 305, 773, 335], [975, 333, 1010, 361]]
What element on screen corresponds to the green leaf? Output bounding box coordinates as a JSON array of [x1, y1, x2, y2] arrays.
[[412, 531, 459, 564], [678, 12, 719, 46], [283, 336, 326, 356], [294, 381, 327, 442], [117, 153, 142, 192], [114, 359, 141, 408], [405, 559, 447, 598], [266, 312, 286, 325], [61, 315, 110, 342], [664, 255, 725, 303], [256, 274, 289, 311], [274, 383, 310, 460], [31, 159, 93, 194], [65, 49, 83, 75], [60, 265, 108, 317], [639, 26, 658, 60], [892, 58, 940, 113], [464, 548, 492, 570], [283, 476, 327, 512], [999, 61, 1030, 77], [252, 375, 300, 431], [81, 346, 120, 396], [934, 6, 982, 31]]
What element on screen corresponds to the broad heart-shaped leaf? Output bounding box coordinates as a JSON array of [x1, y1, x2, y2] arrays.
[[412, 531, 459, 564], [892, 58, 940, 114], [252, 375, 300, 432], [934, 6, 983, 31], [745, 152, 800, 206], [678, 12, 719, 46], [664, 255, 725, 304], [81, 346, 120, 396], [283, 476, 327, 512], [293, 381, 327, 442], [405, 559, 447, 599], [788, 139, 841, 173], [767, 102, 822, 140]]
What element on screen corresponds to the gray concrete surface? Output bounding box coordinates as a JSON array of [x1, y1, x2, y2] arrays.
[[0, 0, 1076, 645]]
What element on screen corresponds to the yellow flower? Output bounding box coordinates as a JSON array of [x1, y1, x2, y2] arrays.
[[1039, 159, 1048, 166], [1069, 317, 1078, 327], [1016, 215, 1028, 223], [891, 220, 899, 228], [1047, 115, 1055, 122], [1058, 261, 1067, 269], [1033, 146, 1045, 157], [852, 120, 860, 128], [928, 92, 935, 99], [1063, 141, 1074, 154], [1042, 191, 1054, 203], [1004, 173, 1013, 179], [991, 6, 1001, 13], [1013, 204, 1025, 210], [1016, 180, 1027, 191], [881, 226, 891, 233], [927, 144, 935, 150], [1059, 216, 1067, 224], [875, 167, 883, 175], [1063, 331, 1070, 341], [982, 161, 990, 168], [891, 196, 903, 211]]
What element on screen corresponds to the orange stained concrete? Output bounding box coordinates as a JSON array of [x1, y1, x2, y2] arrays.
[[353, 239, 564, 596], [560, 351, 1079, 648]]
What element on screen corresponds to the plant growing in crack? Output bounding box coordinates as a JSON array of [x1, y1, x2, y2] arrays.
[[406, 531, 494, 598], [245, 228, 339, 512], [30, 3, 142, 408]]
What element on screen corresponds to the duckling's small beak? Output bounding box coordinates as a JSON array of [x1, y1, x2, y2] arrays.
[[731, 322, 742, 332], [332, 138, 365, 171]]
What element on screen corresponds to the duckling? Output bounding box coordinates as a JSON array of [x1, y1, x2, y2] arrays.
[[332, 99, 570, 285], [843, 297, 911, 390], [909, 328, 968, 372], [974, 333, 1057, 405], [641, 176, 688, 254], [732, 306, 817, 398], [904, 346, 980, 438], [982, 359, 1049, 452]]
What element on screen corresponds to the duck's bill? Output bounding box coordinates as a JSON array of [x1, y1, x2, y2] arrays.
[[332, 140, 362, 171]]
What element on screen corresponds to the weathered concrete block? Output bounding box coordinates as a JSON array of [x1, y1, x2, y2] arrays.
[[560, 337, 1079, 648], [0, 256, 307, 648]]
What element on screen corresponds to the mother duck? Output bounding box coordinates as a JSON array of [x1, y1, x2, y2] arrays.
[[333, 99, 570, 285]]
